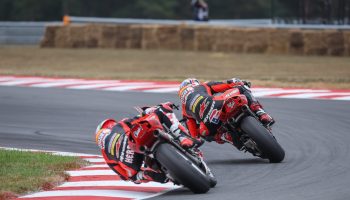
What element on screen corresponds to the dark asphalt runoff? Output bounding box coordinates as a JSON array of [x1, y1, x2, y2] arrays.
[[1, 86, 350, 200]]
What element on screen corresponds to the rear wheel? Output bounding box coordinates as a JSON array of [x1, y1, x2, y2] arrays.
[[156, 143, 211, 193], [240, 116, 285, 163]]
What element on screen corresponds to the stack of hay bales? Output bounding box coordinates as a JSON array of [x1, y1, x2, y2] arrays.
[[40, 24, 350, 57]]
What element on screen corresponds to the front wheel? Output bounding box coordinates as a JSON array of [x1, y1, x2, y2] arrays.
[[155, 143, 211, 194], [240, 116, 285, 163]]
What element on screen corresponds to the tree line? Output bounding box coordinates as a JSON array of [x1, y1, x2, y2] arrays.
[[0, 0, 349, 24]]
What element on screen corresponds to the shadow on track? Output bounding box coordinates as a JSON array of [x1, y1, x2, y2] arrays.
[[206, 158, 269, 165]]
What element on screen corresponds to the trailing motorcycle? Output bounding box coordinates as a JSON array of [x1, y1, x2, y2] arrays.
[[129, 111, 216, 194]]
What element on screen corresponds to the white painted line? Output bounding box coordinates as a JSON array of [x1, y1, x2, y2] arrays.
[[251, 89, 329, 97], [280, 92, 350, 99], [0, 147, 99, 157], [59, 180, 179, 188], [102, 84, 155, 91], [144, 87, 179, 93], [66, 82, 138, 89], [66, 170, 116, 176], [84, 164, 109, 168], [20, 190, 156, 199], [0, 79, 46, 86], [84, 158, 105, 163], [332, 96, 350, 100]]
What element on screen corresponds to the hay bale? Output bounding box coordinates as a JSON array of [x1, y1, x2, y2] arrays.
[[303, 30, 327, 55], [288, 30, 304, 55], [54, 26, 71, 48], [267, 29, 290, 54], [344, 31, 350, 56], [40, 26, 59, 48], [141, 25, 159, 49], [69, 25, 87, 48], [98, 25, 118, 48], [113, 25, 131, 48], [227, 28, 247, 53], [243, 28, 269, 53], [212, 27, 233, 52], [155, 25, 180, 50], [324, 30, 345, 56], [128, 25, 142, 49], [179, 25, 195, 51], [85, 24, 102, 48], [194, 26, 216, 51]]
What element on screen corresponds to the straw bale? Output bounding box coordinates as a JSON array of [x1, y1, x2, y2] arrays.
[[288, 30, 304, 55], [303, 30, 327, 55], [267, 29, 290, 54], [98, 25, 118, 48], [113, 25, 130, 48], [243, 28, 269, 53], [128, 25, 142, 49], [141, 25, 159, 49], [155, 25, 180, 49], [68, 25, 87, 48], [179, 25, 195, 51], [40, 26, 58, 47], [85, 24, 102, 48], [344, 31, 350, 56], [324, 30, 345, 56], [54, 26, 71, 48], [194, 26, 217, 51], [213, 27, 233, 52]]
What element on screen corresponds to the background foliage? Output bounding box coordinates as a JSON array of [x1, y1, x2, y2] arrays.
[[0, 0, 349, 24]]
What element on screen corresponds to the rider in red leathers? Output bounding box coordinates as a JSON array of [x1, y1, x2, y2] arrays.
[[178, 78, 274, 149], [95, 102, 194, 184]]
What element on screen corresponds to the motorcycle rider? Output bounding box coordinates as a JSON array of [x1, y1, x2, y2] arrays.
[[95, 102, 194, 184], [178, 78, 274, 148]]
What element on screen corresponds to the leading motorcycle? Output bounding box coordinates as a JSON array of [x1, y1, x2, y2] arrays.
[[187, 88, 285, 163]]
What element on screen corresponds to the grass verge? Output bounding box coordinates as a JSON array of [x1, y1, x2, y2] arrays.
[[0, 46, 350, 89], [0, 149, 86, 200]]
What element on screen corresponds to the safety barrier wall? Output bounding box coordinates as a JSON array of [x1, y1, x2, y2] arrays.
[[41, 24, 350, 56]]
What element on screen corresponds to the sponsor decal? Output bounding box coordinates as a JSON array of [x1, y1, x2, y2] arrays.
[[180, 87, 194, 103], [133, 127, 142, 138], [125, 145, 134, 164], [97, 129, 110, 149], [209, 109, 221, 124], [120, 136, 128, 162], [204, 101, 215, 123], [110, 133, 121, 156], [189, 94, 200, 109], [191, 96, 203, 113], [227, 101, 235, 109], [225, 88, 239, 99], [199, 99, 209, 119]]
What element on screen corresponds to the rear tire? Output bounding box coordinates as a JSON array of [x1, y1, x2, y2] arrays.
[[240, 116, 285, 163], [156, 143, 211, 193]]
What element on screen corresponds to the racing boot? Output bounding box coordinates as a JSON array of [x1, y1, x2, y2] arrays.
[[250, 102, 275, 126], [215, 132, 243, 150], [171, 127, 194, 148]]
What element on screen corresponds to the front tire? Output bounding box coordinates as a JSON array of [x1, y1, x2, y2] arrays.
[[240, 116, 285, 163], [156, 143, 211, 193]]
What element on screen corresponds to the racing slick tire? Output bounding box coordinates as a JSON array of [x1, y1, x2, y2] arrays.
[[155, 143, 211, 194], [240, 116, 285, 163]]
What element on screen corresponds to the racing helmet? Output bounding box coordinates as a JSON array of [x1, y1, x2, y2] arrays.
[[95, 119, 116, 149], [179, 78, 200, 90]]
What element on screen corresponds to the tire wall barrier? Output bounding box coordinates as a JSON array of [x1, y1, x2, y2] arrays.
[[41, 24, 350, 56]]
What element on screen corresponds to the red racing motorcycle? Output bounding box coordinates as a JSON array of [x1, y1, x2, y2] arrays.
[[200, 88, 285, 163], [129, 111, 216, 194]]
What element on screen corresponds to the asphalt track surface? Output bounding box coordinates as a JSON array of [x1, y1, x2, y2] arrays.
[[1, 86, 350, 200]]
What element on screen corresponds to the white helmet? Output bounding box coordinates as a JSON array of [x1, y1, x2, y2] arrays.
[[179, 78, 200, 90]]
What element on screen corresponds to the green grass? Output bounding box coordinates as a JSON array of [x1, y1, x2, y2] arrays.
[[0, 45, 350, 89], [0, 149, 86, 199]]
